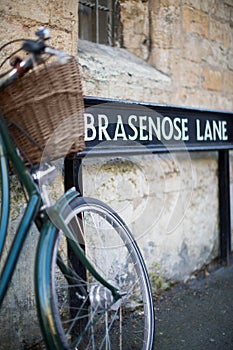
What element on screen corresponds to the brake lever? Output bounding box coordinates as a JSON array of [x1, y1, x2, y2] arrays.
[[22, 40, 45, 55]]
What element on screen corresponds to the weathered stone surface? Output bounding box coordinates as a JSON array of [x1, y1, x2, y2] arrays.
[[0, 0, 78, 56], [224, 70, 233, 95], [182, 6, 209, 38], [202, 68, 223, 91], [118, 0, 233, 110], [82, 152, 219, 283], [78, 39, 171, 103]]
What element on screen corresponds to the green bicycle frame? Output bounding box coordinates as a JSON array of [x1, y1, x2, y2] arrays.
[[0, 115, 122, 348], [0, 117, 41, 305]]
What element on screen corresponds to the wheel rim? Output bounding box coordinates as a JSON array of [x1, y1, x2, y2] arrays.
[[51, 201, 154, 349]]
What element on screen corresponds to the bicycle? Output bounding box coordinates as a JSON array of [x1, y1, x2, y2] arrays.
[[0, 28, 155, 349]]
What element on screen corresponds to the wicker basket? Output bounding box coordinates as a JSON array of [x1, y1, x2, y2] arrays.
[[0, 56, 85, 165]]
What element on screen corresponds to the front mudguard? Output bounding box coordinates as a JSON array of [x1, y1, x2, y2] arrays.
[[35, 188, 80, 349]]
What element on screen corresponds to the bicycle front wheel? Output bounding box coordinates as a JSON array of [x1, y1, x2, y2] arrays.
[[45, 196, 154, 349]]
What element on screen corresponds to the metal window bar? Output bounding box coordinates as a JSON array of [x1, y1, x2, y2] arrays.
[[79, 0, 116, 45]]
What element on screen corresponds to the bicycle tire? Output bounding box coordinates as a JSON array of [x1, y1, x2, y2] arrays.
[[41, 196, 155, 349]]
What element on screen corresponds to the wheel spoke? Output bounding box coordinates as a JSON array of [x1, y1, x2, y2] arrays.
[[44, 197, 154, 349]]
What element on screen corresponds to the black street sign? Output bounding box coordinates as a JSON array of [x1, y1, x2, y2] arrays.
[[81, 97, 233, 155]]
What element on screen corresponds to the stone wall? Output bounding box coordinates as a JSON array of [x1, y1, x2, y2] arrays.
[[0, 0, 78, 57], [79, 0, 233, 283], [80, 0, 233, 111], [120, 0, 233, 111], [0, 0, 232, 348], [82, 151, 219, 282]]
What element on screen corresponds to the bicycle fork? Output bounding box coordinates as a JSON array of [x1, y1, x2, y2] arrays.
[[46, 188, 124, 303]]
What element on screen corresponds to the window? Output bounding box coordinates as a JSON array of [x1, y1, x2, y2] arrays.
[[78, 0, 121, 46]]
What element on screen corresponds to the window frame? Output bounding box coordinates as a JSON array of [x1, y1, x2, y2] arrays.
[[78, 0, 121, 46]]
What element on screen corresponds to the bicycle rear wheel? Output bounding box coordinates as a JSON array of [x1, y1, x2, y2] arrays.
[[43, 196, 154, 349]]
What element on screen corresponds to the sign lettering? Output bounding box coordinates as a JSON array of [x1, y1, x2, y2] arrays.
[[85, 113, 230, 142], [83, 98, 233, 153]]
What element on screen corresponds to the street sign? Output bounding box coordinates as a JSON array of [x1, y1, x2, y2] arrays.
[[81, 97, 233, 155]]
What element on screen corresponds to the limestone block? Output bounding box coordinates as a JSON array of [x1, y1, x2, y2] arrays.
[[201, 68, 223, 91], [209, 18, 231, 47], [0, 0, 50, 23], [224, 71, 233, 95], [120, 0, 149, 60], [182, 6, 209, 38], [180, 59, 201, 88], [0, 0, 78, 56], [49, 0, 78, 27], [210, 0, 233, 22], [175, 86, 233, 111], [150, 4, 181, 50], [201, 40, 229, 69], [182, 35, 202, 63], [227, 51, 233, 71], [224, 0, 233, 6], [181, 0, 209, 13], [148, 47, 172, 75]]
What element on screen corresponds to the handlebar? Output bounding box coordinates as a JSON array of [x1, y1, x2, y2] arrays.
[[0, 27, 68, 90]]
